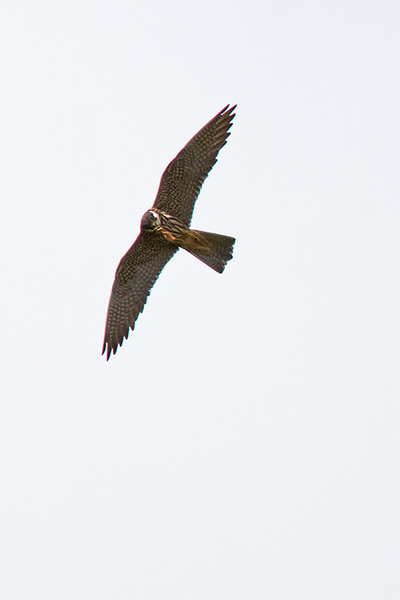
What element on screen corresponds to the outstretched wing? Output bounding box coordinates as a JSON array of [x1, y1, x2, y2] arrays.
[[153, 105, 236, 226], [102, 233, 177, 359]]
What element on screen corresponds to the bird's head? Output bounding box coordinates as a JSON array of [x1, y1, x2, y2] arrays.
[[141, 210, 161, 232]]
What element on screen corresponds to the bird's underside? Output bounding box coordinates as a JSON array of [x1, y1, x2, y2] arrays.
[[102, 104, 236, 360]]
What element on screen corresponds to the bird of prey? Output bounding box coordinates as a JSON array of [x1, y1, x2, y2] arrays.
[[102, 104, 236, 359]]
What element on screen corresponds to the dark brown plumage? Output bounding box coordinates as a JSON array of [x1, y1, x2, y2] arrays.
[[102, 105, 236, 359]]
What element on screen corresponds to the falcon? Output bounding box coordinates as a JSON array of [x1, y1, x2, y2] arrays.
[[102, 105, 236, 359]]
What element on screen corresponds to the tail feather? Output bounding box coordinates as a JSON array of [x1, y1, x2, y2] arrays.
[[184, 230, 235, 273]]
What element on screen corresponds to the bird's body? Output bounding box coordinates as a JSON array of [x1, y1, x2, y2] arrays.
[[141, 209, 211, 251], [103, 105, 236, 359]]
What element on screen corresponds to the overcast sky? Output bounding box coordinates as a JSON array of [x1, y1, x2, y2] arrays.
[[1, 1, 399, 598]]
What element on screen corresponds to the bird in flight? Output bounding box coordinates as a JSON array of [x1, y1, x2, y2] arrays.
[[102, 104, 236, 359]]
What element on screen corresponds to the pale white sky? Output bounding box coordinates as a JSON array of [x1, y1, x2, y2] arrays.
[[1, 1, 399, 598]]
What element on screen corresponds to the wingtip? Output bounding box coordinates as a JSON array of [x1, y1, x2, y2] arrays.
[[102, 344, 111, 361], [221, 104, 237, 115], [102, 328, 129, 360]]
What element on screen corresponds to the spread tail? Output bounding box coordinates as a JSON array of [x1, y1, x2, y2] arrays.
[[184, 230, 235, 273]]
